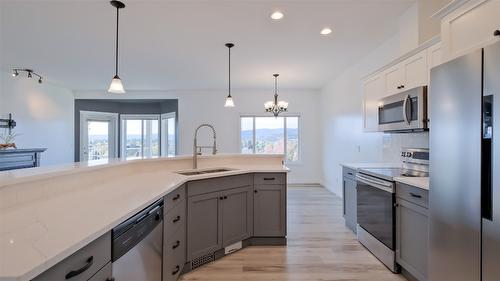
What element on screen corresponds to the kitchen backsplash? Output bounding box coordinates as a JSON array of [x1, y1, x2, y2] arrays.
[[382, 132, 429, 163]]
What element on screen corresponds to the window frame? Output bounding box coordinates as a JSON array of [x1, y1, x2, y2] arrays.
[[120, 114, 161, 160], [238, 114, 301, 164]]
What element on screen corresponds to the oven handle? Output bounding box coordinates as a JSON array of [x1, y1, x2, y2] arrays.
[[403, 95, 411, 125], [356, 174, 395, 193]]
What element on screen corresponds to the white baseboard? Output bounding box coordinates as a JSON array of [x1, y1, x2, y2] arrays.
[[287, 183, 323, 187]]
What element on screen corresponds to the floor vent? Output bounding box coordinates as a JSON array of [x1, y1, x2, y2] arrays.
[[191, 253, 215, 270]]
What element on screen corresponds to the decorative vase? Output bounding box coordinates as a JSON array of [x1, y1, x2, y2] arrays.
[[0, 143, 16, 149]]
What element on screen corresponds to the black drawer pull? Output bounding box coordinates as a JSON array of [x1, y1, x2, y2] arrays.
[[409, 192, 422, 198], [254, 190, 258, 193], [172, 265, 180, 275], [494, 30, 500, 37], [106, 278, 115, 281], [172, 240, 180, 249], [223, 196, 228, 199], [172, 194, 180, 201], [219, 196, 224, 200], [347, 172, 353, 176], [65, 256, 93, 279], [172, 216, 181, 223], [263, 177, 276, 181]]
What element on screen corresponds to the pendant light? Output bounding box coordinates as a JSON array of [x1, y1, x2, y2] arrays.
[[224, 43, 235, 107], [108, 0, 126, 94], [265, 74, 288, 117]]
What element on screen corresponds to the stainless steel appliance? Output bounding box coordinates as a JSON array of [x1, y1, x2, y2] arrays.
[[429, 41, 500, 281], [378, 86, 428, 132], [112, 199, 164, 281], [356, 148, 429, 273]]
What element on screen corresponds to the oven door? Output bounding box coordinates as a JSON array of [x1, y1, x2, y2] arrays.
[[378, 86, 427, 132], [356, 173, 395, 250]]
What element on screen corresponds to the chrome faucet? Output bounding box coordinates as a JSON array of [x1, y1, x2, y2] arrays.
[[193, 124, 217, 169]]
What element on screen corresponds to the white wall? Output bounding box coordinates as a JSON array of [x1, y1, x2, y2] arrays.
[[319, 3, 430, 196], [74, 89, 322, 184], [1, 71, 75, 166]]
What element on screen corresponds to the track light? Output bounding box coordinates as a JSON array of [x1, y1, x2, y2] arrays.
[[12, 69, 43, 84]]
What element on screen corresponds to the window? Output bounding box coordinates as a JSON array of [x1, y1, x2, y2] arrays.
[[161, 112, 176, 157], [79, 111, 118, 162], [121, 115, 160, 160], [240, 115, 300, 162]]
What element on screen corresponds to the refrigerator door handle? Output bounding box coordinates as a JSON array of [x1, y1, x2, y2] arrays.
[[482, 93, 493, 221]]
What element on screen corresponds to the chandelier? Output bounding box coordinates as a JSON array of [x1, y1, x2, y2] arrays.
[[265, 74, 288, 117]]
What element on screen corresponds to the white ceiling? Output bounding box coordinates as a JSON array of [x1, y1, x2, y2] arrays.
[[0, 0, 415, 91]]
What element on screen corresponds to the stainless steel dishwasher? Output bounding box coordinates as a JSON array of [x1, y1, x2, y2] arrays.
[[112, 199, 163, 281]]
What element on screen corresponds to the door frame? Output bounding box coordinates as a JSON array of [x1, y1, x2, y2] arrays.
[[161, 112, 177, 157], [79, 111, 119, 162]]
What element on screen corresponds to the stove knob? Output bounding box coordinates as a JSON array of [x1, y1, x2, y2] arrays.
[[407, 152, 412, 157]]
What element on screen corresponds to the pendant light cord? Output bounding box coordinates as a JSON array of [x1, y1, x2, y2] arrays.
[[228, 46, 231, 97], [115, 6, 119, 76], [274, 75, 278, 104]]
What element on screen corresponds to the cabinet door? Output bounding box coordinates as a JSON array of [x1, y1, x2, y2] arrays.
[[87, 263, 112, 281], [221, 186, 253, 247], [187, 192, 222, 260], [396, 198, 429, 281], [343, 177, 357, 233], [403, 49, 428, 90], [363, 74, 385, 132], [384, 64, 405, 95], [253, 184, 286, 237]]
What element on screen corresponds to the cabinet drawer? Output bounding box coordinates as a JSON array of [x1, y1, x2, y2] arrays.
[[33, 232, 111, 281], [164, 199, 186, 238], [164, 227, 186, 269], [87, 262, 112, 281], [165, 185, 186, 213], [163, 240, 186, 281], [254, 173, 286, 185], [188, 174, 253, 196], [397, 183, 429, 209], [342, 167, 357, 181]]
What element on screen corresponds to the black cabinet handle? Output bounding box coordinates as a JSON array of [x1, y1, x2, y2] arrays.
[[263, 177, 276, 181], [347, 172, 353, 176], [172, 216, 181, 223], [494, 30, 500, 37], [223, 196, 228, 199], [409, 192, 422, 198], [172, 265, 180, 275], [254, 190, 258, 193], [397, 86, 402, 89], [172, 194, 180, 201], [172, 240, 180, 249], [106, 278, 115, 281], [65, 256, 93, 279], [219, 196, 224, 200]]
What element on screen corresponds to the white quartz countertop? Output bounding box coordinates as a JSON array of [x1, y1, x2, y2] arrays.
[[341, 162, 401, 170], [394, 177, 429, 190], [0, 154, 288, 281]]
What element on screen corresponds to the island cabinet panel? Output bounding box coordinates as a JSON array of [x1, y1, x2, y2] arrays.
[[163, 186, 187, 281], [253, 172, 287, 237], [32, 232, 111, 281], [187, 191, 222, 261], [221, 186, 253, 247], [396, 183, 429, 281]]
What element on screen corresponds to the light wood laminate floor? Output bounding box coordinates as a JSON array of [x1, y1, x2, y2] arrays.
[[181, 186, 407, 281]]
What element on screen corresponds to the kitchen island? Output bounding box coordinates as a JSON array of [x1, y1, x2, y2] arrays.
[[0, 154, 288, 281]]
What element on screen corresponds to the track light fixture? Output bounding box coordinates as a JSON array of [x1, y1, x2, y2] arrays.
[[12, 69, 43, 84]]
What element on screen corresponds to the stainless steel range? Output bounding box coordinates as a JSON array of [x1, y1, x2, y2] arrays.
[[356, 148, 429, 272]]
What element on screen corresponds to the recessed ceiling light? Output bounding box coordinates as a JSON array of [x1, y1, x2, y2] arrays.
[[320, 28, 332, 35], [270, 11, 284, 20]]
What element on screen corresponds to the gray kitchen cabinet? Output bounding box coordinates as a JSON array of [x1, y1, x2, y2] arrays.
[[187, 191, 222, 261], [163, 186, 187, 281], [221, 186, 253, 246], [32, 232, 111, 281], [396, 184, 429, 281], [343, 167, 357, 233], [253, 184, 286, 237]]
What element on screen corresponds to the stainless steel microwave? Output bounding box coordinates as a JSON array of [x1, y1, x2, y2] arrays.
[[378, 86, 428, 132]]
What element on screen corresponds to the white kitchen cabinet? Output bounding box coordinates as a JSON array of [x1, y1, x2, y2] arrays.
[[427, 42, 443, 70], [383, 64, 405, 96], [363, 74, 385, 132], [402, 50, 428, 90], [438, 0, 500, 61]]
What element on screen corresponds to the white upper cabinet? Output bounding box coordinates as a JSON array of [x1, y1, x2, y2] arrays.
[[363, 74, 385, 132], [438, 0, 500, 61], [402, 50, 428, 90], [383, 65, 405, 95], [427, 42, 443, 71]]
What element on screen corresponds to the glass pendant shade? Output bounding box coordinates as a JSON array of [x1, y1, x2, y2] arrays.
[[224, 96, 235, 107], [108, 75, 125, 94]]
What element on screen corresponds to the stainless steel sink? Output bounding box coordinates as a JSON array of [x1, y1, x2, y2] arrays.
[[176, 168, 233, 176]]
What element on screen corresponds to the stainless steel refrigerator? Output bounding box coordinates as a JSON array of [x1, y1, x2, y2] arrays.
[[429, 41, 500, 281]]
